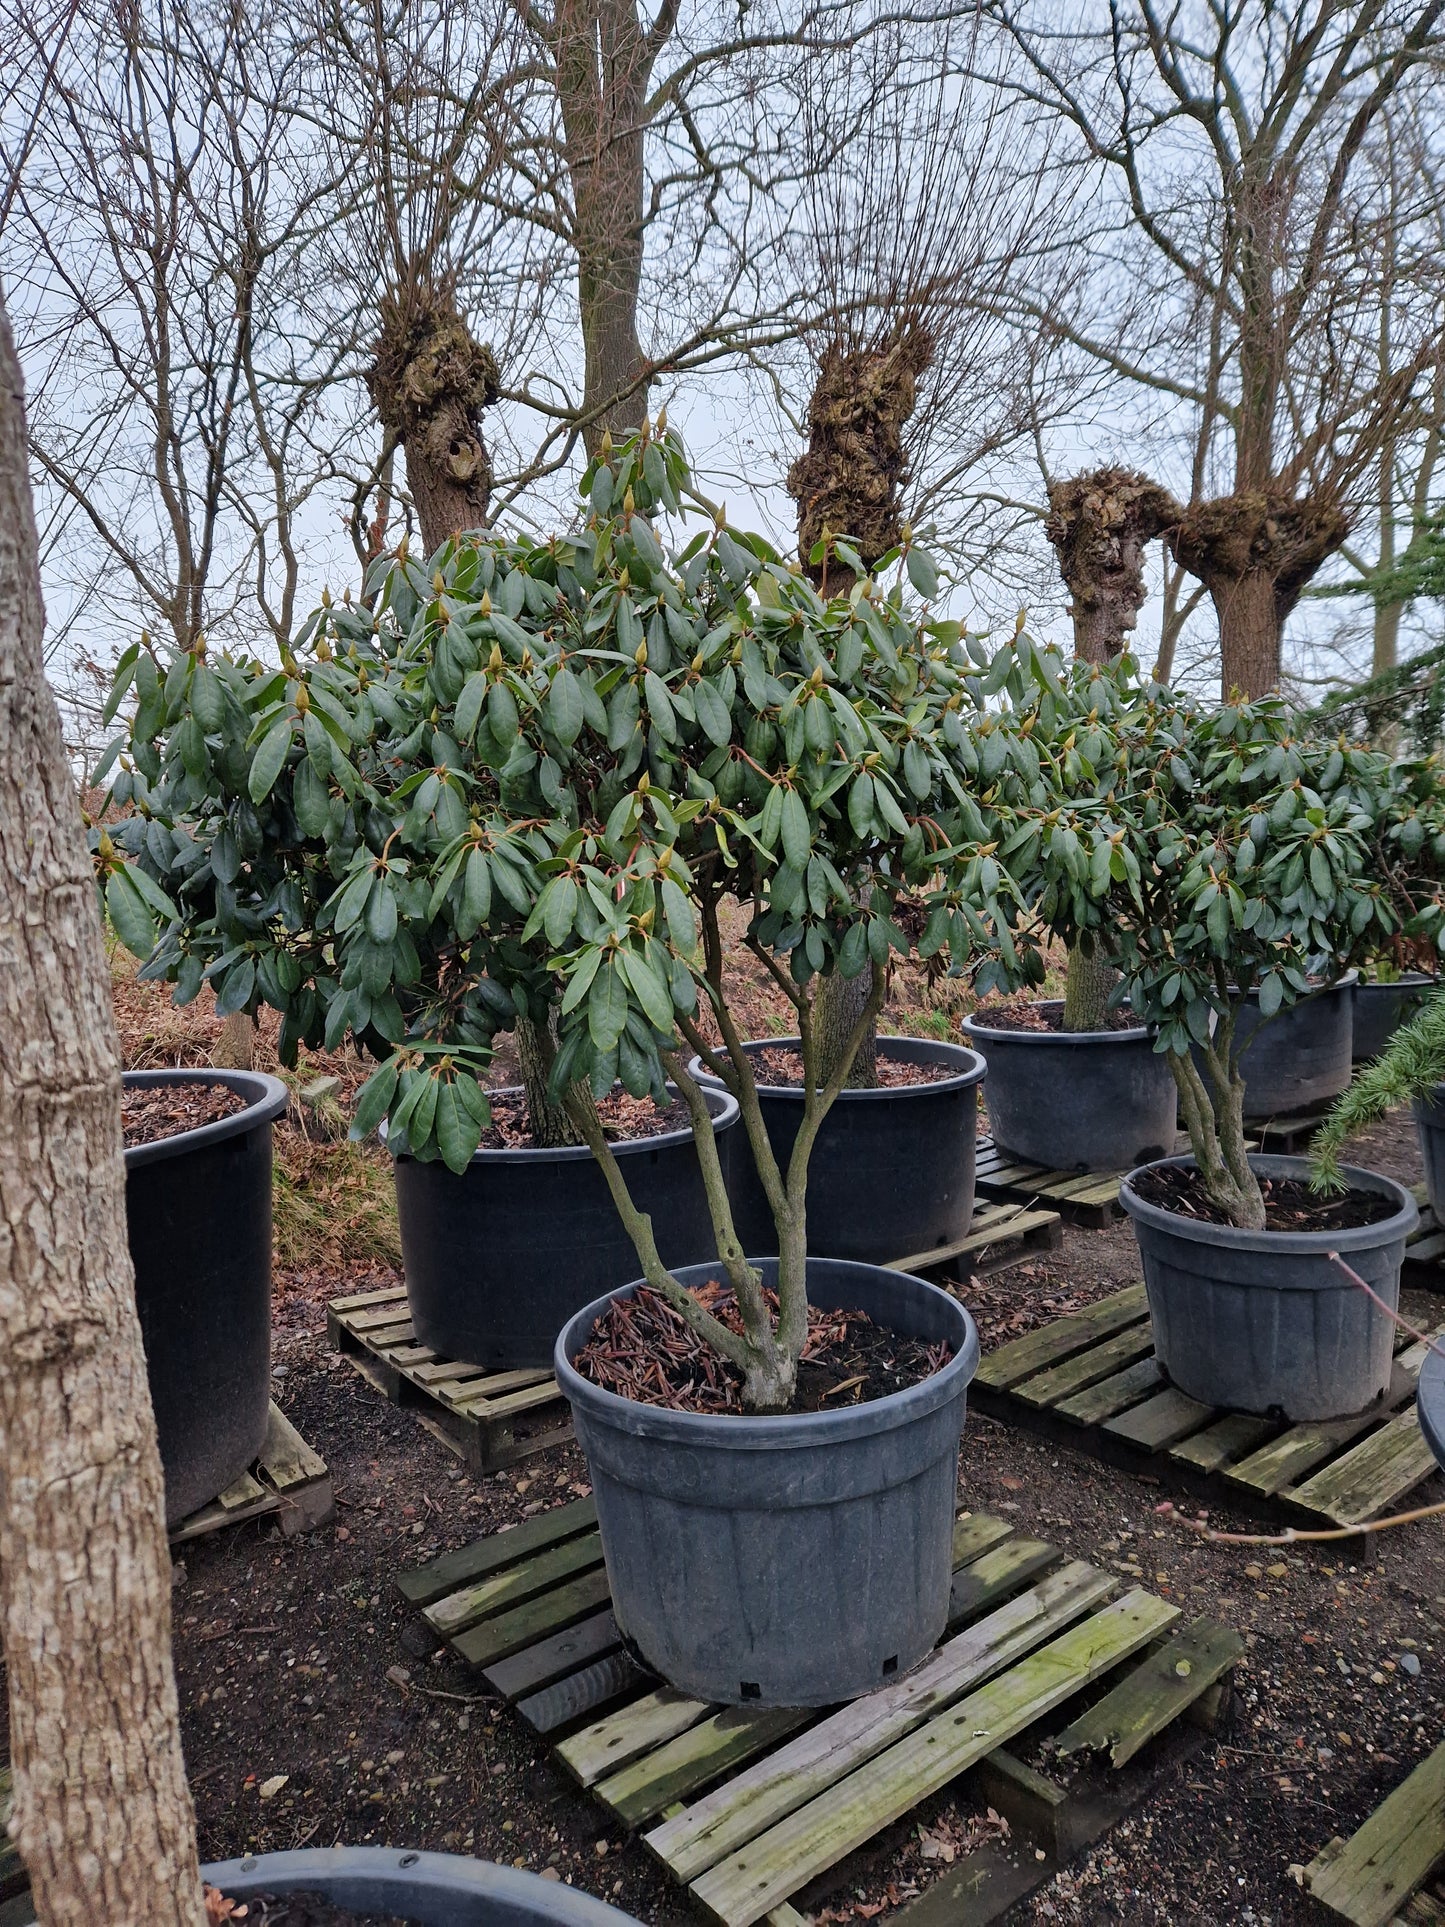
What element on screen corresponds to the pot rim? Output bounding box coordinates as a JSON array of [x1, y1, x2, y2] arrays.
[[688, 1034, 986, 1101], [554, 1259, 979, 1447], [121, 1068, 289, 1171], [1119, 1152, 1418, 1253], [1234, 966, 1360, 1003], [1356, 970, 1437, 989], [388, 1081, 740, 1167], [192, 1847, 636, 1922], [962, 1000, 1153, 1046]]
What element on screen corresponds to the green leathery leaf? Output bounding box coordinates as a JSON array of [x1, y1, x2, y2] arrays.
[[588, 959, 629, 1050], [248, 717, 293, 803], [436, 1081, 482, 1173], [781, 787, 811, 870], [105, 866, 156, 957], [459, 847, 492, 934], [548, 665, 584, 747]]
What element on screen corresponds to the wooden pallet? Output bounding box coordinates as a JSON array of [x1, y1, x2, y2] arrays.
[[170, 1401, 333, 1542], [889, 1198, 1062, 1280], [328, 1287, 574, 1473], [972, 1286, 1445, 1533], [1303, 1739, 1445, 1925], [397, 1497, 1240, 1927], [328, 1207, 1061, 1476], [974, 1137, 1127, 1228]]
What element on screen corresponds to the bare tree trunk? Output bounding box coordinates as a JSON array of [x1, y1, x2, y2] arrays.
[[212, 1009, 254, 1070], [367, 289, 500, 549], [814, 972, 879, 1089], [1044, 469, 1179, 663], [1209, 568, 1289, 701], [0, 297, 205, 1923]]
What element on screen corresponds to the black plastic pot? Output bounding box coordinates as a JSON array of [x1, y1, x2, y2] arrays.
[[961, 1002, 1175, 1172], [555, 1258, 979, 1707], [1120, 1153, 1417, 1421], [123, 1068, 288, 1526], [394, 1086, 740, 1369], [1353, 973, 1435, 1061], [1412, 1085, 1445, 1220], [1190, 973, 1357, 1118], [30, 1848, 637, 1925], [1417, 1345, 1445, 1475], [689, 1037, 985, 1264]]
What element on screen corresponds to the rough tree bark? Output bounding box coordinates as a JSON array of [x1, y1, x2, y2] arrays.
[[788, 326, 934, 1087], [367, 288, 500, 548], [1044, 469, 1180, 664], [787, 325, 934, 593], [1168, 491, 1349, 700], [0, 296, 206, 1921], [551, 0, 661, 453]]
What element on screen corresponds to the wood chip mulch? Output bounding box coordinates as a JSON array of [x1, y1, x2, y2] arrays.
[[572, 1279, 953, 1415], [122, 1081, 250, 1148]]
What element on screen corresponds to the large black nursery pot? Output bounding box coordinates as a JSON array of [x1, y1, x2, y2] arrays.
[[123, 1068, 288, 1526], [1416, 1343, 1445, 1476], [1120, 1153, 1416, 1422], [394, 1086, 740, 1369], [42, 1848, 638, 1925], [1191, 972, 1357, 1118], [689, 1037, 985, 1265], [555, 1258, 980, 1707], [1353, 972, 1435, 1062], [1412, 1084, 1445, 1220], [961, 1002, 1175, 1173]]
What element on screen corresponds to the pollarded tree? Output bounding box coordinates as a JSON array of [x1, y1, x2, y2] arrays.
[[95, 430, 1034, 1410]]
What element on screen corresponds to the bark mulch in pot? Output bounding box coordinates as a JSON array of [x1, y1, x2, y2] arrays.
[[748, 1043, 957, 1088], [122, 1080, 252, 1149], [1129, 1163, 1398, 1232], [973, 999, 1138, 1034], [572, 1281, 952, 1415], [477, 1089, 690, 1150]]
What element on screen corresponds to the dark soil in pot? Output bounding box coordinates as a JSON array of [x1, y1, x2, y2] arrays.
[[123, 1068, 288, 1525], [393, 1086, 739, 1371], [688, 1036, 984, 1264], [555, 1258, 979, 1705], [213, 1894, 415, 1925], [1191, 973, 1357, 1117], [962, 1000, 1175, 1173], [1120, 1152, 1417, 1421], [1127, 1162, 1398, 1231], [1353, 972, 1435, 1061]]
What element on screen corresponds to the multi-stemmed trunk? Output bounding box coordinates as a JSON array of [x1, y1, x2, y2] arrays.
[[0, 294, 206, 1922], [1166, 1004, 1266, 1232]]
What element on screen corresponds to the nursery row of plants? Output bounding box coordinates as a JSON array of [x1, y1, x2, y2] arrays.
[[90, 426, 1445, 1916]]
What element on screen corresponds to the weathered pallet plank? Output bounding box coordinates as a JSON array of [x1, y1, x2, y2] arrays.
[[1227, 1346, 1434, 1500], [517, 1652, 651, 1737], [646, 1561, 1117, 1886], [974, 1286, 1150, 1391], [1304, 1740, 1445, 1926], [596, 1707, 811, 1829], [1287, 1408, 1442, 1527], [1053, 1618, 1245, 1766], [1170, 1411, 1277, 1474], [687, 1591, 1180, 1927], [1103, 1386, 1215, 1452], [452, 1567, 613, 1671], [887, 1201, 1062, 1279], [559, 1686, 713, 1787], [1057, 1356, 1166, 1426], [482, 1608, 620, 1701], [425, 1531, 605, 1638], [1014, 1324, 1158, 1409], [396, 1496, 598, 1610], [972, 1137, 1126, 1226]]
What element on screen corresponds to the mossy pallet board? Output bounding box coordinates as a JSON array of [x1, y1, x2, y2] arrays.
[[327, 1286, 574, 1472], [169, 1400, 333, 1542], [1303, 1740, 1445, 1926], [972, 1285, 1445, 1533], [397, 1497, 1238, 1927], [887, 1197, 1063, 1280], [973, 1137, 1127, 1228]]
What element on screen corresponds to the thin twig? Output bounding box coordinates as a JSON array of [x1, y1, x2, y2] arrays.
[[1156, 1498, 1445, 1545]]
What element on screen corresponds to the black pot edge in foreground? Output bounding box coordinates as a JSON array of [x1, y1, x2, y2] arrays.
[[1418, 1345, 1445, 1473], [554, 1259, 979, 1706], [1119, 1152, 1417, 1422], [24, 1848, 637, 1925], [121, 1066, 290, 1168]]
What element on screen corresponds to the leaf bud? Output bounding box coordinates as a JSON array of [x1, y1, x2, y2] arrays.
[[623, 487, 635, 516], [637, 771, 651, 793], [634, 640, 648, 666], [480, 590, 492, 617], [295, 684, 310, 713]]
